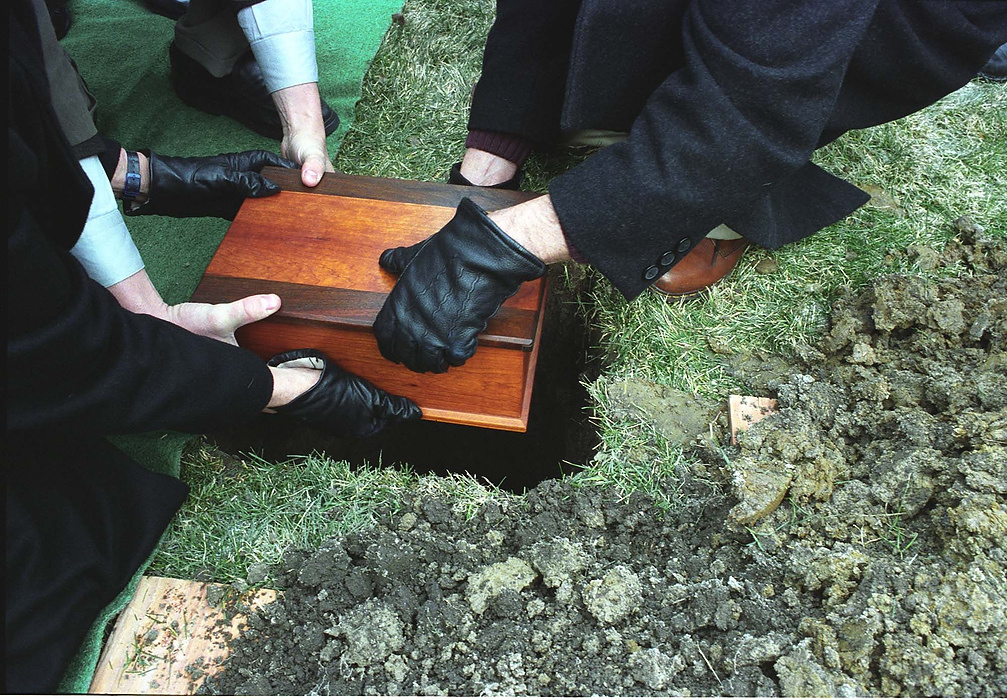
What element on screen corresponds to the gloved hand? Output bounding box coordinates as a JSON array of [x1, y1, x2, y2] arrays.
[[125, 150, 297, 220], [373, 197, 546, 373], [267, 349, 421, 438]]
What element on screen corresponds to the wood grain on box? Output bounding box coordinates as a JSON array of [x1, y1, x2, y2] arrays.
[[191, 169, 546, 431]]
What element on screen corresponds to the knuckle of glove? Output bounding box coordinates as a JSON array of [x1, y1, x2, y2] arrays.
[[398, 398, 422, 422], [282, 363, 373, 438], [340, 377, 416, 438], [237, 150, 268, 171], [379, 247, 406, 273]]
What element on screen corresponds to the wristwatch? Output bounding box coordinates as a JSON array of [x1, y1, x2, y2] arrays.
[[122, 150, 141, 209]]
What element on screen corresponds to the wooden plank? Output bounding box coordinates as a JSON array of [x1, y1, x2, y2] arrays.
[[236, 315, 535, 429], [200, 193, 542, 311], [89, 576, 277, 695], [260, 166, 539, 211], [193, 275, 538, 350], [728, 395, 779, 445]]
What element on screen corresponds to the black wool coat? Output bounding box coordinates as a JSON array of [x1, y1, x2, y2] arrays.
[[470, 0, 1007, 299], [6, 3, 274, 691]]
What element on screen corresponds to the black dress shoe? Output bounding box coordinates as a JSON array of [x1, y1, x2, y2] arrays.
[[46, 0, 71, 39], [447, 162, 524, 189], [144, 0, 189, 21], [978, 43, 1007, 82], [169, 42, 340, 141]]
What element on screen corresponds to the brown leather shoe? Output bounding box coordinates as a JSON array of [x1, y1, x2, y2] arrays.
[[652, 236, 750, 298]]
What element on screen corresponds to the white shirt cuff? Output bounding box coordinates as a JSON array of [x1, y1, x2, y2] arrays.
[[238, 0, 319, 93], [70, 156, 145, 287]]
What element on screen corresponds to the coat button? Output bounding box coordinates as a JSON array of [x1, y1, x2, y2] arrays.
[[659, 250, 676, 266], [643, 265, 660, 281], [676, 237, 692, 254]]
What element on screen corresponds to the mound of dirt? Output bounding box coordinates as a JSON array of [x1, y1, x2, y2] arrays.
[[204, 220, 1006, 696]]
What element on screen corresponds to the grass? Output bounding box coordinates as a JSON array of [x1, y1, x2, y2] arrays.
[[149, 442, 511, 583], [150, 445, 418, 583], [591, 83, 1007, 399], [336, 0, 496, 181], [880, 510, 920, 559], [151, 0, 1007, 581]]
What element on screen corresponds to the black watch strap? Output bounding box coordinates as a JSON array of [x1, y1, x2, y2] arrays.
[[123, 150, 141, 205]]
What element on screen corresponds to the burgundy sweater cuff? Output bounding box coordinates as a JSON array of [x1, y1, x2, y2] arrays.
[[564, 237, 588, 264], [465, 130, 533, 167]]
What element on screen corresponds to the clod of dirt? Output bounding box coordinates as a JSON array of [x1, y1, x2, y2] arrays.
[[754, 258, 780, 275], [605, 378, 720, 444], [466, 557, 537, 615], [245, 563, 270, 586], [203, 225, 1007, 696], [582, 565, 642, 624], [527, 537, 588, 589], [728, 456, 793, 524], [327, 599, 404, 667]]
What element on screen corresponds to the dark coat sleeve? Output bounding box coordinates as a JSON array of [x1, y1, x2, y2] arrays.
[[6, 18, 274, 436], [549, 0, 1007, 300], [550, 0, 881, 300], [6, 185, 274, 435]]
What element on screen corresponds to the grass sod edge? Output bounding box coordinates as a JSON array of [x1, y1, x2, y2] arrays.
[[151, 0, 1006, 585]]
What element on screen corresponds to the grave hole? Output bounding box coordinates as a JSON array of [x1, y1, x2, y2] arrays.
[[210, 268, 601, 492]]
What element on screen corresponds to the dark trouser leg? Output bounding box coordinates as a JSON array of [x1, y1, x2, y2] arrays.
[[469, 0, 583, 148], [5, 433, 188, 693], [173, 0, 249, 78], [30, 0, 101, 154]]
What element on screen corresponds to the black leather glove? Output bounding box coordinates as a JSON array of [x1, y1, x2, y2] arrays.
[[373, 197, 546, 374], [267, 349, 421, 438], [125, 150, 297, 220]]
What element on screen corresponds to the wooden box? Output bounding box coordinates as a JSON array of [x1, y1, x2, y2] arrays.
[[190, 168, 546, 432]]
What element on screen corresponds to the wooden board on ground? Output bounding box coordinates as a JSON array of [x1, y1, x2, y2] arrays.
[[190, 168, 547, 432], [728, 395, 779, 445], [89, 575, 277, 695]]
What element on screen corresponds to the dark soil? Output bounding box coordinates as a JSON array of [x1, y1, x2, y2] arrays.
[[203, 219, 1006, 696]]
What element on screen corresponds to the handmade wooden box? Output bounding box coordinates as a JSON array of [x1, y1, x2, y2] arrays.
[[190, 168, 546, 432]]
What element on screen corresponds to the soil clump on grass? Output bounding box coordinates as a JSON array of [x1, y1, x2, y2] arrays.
[[204, 220, 1006, 696]]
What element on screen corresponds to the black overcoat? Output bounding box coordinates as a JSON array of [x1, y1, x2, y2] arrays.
[[470, 0, 1007, 299], [6, 3, 274, 690]]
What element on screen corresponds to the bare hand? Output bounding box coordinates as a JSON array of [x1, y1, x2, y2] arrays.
[[282, 128, 334, 187], [108, 270, 281, 345], [272, 83, 336, 187], [164, 293, 281, 346]]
